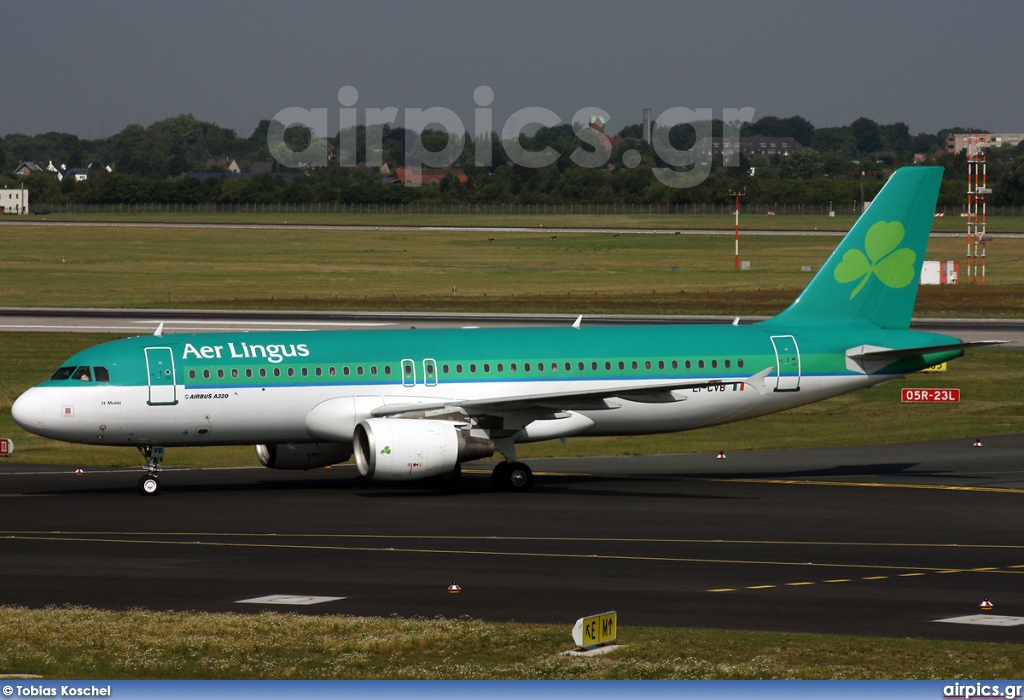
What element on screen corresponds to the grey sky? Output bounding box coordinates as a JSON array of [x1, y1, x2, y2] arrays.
[[3, 0, 1021, 140]]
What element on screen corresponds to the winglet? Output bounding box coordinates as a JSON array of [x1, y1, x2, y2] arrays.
[[572, 315, 582, 329], [154, 322, 164, 337]]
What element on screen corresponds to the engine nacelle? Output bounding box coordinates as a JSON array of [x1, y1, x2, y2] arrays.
[[353, 418, 493, 481], [256, 442, 352, 470]]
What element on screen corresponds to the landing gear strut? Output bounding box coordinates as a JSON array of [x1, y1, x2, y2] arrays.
[[137, 445, 165, 496]]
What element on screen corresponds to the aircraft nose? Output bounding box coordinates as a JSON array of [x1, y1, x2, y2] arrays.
[[12, 387, 47, 432]]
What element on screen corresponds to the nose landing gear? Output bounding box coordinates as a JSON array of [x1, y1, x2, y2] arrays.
[[137, 445, 165, 496]]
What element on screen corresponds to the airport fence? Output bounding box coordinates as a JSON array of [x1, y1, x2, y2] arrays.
[[27, 201, 1024, 217]]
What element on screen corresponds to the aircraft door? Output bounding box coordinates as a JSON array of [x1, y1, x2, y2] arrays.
[[401, 359, 416, 387], [145, 347, 178, 405], [770, 335, 801, 392], [423, 359, 438, 387]]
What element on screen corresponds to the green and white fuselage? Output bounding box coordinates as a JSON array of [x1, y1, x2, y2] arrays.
[[11, 167, 1001, 492]]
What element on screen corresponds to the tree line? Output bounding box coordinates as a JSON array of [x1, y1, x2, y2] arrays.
[[3, 113, 1024, 207]]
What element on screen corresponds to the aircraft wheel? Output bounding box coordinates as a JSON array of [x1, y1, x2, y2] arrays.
[[506, 462, 533, 491], [138, 474, 160, 496]]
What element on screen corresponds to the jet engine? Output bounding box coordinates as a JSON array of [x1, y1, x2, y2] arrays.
[[256, 442, 352, 470], [353, 418, 494, 481]]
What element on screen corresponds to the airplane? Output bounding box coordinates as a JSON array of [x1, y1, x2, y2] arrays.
[[11, 166, 1005, 495]]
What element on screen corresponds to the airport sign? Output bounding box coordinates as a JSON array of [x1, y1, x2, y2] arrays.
[[901, 388, 960, 403]]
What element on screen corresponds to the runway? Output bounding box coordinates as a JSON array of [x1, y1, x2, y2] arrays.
[[1, 307, 1022, 346], [2, 434, 1023, 642]]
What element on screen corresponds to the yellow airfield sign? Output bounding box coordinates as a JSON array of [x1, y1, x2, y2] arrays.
[[572, 611, 617, 648]]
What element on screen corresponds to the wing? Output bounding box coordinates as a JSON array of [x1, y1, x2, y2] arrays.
[[371, 367, 776, 418]]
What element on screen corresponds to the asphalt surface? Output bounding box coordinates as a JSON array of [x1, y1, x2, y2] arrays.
[[2, 434, 1023, 642]]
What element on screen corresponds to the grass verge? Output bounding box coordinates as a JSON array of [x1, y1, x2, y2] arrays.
[[1, 606, 1022, 679]]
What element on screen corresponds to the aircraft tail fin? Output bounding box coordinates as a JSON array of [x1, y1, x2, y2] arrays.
[[765, 166, 943, 330]]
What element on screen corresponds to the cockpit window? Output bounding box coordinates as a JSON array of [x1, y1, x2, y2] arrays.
[[74, 367, 93, 382], [50, 366, 76, 381], [94, 367, 110, 382]]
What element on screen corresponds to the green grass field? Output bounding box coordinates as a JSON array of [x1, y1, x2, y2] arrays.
[[2, 606, 1022, 679], [1, 223, 1022, 316]]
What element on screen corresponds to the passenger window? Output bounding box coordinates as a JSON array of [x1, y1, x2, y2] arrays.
[[260, 368, 267, 378], [578, 362, 585, 371], [605, 361, 611, 371], [273, 368, 281, 377], [301, 367, 309, 377], [511, 363, 517, 372], [565, 362, 571, 372], [315, 367, 322, 377], [497, 363, 504, 372], [470, 363, 477, 373], [657, 360, 664, 370], [456, 364, 463, 373], [246, 369, 253, 378], [217, 369, 225, 379], [202, 369, 210, 379], [442, 364, 449, 374], [698, 360, 705, 369], [329, 367, 336, 376], [371, 366, 378, 376], [591, 361, 598, 371], [384, 366, 392, 375], [550, 362, 557, 372], [483, 363, 490, 373], [188, 370, 196, 380], [671, 360, 678, 369], [231, 368, 239, 378], [357, 366, 364, 376], [724, 359, 731, 369], [537, 363, 544, 372], [344, 367, 351, 376], [685, 360, 692, 369], [738, 359, 745, 369], [711, 360, 718, 369], [618, 361, 625, 371], [50, 366, 76, 381], [94, 367, 110, 382], [287, 368, 294, 377], [525, 363, 531, 372]]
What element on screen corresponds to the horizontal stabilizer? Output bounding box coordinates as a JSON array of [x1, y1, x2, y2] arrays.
[[847, 339, 1009, 361]]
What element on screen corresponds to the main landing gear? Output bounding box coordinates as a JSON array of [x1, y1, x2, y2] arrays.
[[137, 445, 165, 496], [491, 461, 533, 491]]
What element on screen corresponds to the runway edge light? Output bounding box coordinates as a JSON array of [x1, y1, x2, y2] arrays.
[[980, 598, 994, 611], [974, 438, 983, 448], [447, 582, 461, 594], [717, 451, 726, 460]]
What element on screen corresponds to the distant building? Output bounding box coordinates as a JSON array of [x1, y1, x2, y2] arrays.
[[248, 161, 272, 175], [947, 133, 1024, 154], [1, 186, 28, 214], [12, 162, 44, 176], [394, 168, 468, 186], [692, 136, 804, 160]]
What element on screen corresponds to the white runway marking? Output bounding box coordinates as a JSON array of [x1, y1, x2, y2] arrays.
[[236, 594, 346, 606], [935, 614, 1024, 627]]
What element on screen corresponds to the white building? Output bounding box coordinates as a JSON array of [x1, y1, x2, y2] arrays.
[[1, 186, 29, 214]]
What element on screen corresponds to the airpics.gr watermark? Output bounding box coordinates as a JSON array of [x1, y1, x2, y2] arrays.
[[943, 683, 1024, 699], [267, 85, 754, 188]]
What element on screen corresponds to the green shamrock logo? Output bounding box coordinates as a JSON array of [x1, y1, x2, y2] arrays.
[[833, 221, 917, 299], [380, 446, 391, 455]]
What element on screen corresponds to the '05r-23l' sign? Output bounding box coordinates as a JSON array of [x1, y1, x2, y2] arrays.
[[901, 388, 960, 403]]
